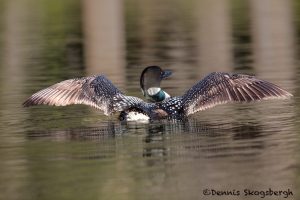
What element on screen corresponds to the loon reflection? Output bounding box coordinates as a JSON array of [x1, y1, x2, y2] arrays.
[[23, 66, 292, 121]]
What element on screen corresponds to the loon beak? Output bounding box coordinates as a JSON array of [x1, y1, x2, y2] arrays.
[[161, 70, 172, 79]]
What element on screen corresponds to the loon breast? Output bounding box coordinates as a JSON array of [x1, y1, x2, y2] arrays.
[[120, 111, 150, 122]]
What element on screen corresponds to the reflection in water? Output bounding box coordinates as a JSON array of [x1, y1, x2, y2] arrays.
[[197, 0, 232, 75], [232, 122, 262, 140], [232, 1, 254, 72], [251, 0, 295, 88], [0, 0, 299, 199], [19, 116, 297, 199], [25, 118, 266, 159], [82, 0, 125, 79], [22, 117, 281, 162]]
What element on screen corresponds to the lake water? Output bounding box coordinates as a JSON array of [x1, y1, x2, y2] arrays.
[[0, 0, 299, 200]]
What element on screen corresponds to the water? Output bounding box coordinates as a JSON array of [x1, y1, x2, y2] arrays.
[[0, 0, 299, 199]]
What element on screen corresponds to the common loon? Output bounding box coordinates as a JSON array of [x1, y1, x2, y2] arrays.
[[23, 66, 292, 121]]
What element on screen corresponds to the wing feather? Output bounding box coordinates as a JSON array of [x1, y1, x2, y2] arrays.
[[23, 75, 127, 115], [182, 72, 292, 116]]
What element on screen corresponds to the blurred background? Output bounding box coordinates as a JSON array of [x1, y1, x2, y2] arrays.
[[0, 0, 299, 199]]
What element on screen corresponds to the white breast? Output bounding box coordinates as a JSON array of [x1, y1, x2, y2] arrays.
[[147, 87, 160, 95], [126, 112, 150, 122]]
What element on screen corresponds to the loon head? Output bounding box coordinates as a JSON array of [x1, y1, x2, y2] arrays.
[[140, 66, 172, 102]]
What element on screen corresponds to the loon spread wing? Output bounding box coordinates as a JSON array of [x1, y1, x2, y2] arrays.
[[182, 72, 293, 116], [23, 71, 293, 120], [23, 75, 144, 115]]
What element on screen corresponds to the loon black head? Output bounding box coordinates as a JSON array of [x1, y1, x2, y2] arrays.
[[140, 66, 172, 102]]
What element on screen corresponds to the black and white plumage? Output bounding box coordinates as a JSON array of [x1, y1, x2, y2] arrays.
[[140, 66, 172, 102], [23, 75, 150, 117], [181, 72, 292, 116], [23, 70, 292, 121], [23, 75, 123, 115]]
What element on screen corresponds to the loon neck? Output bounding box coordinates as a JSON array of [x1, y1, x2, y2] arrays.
[[146, 87, 170, 102]]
